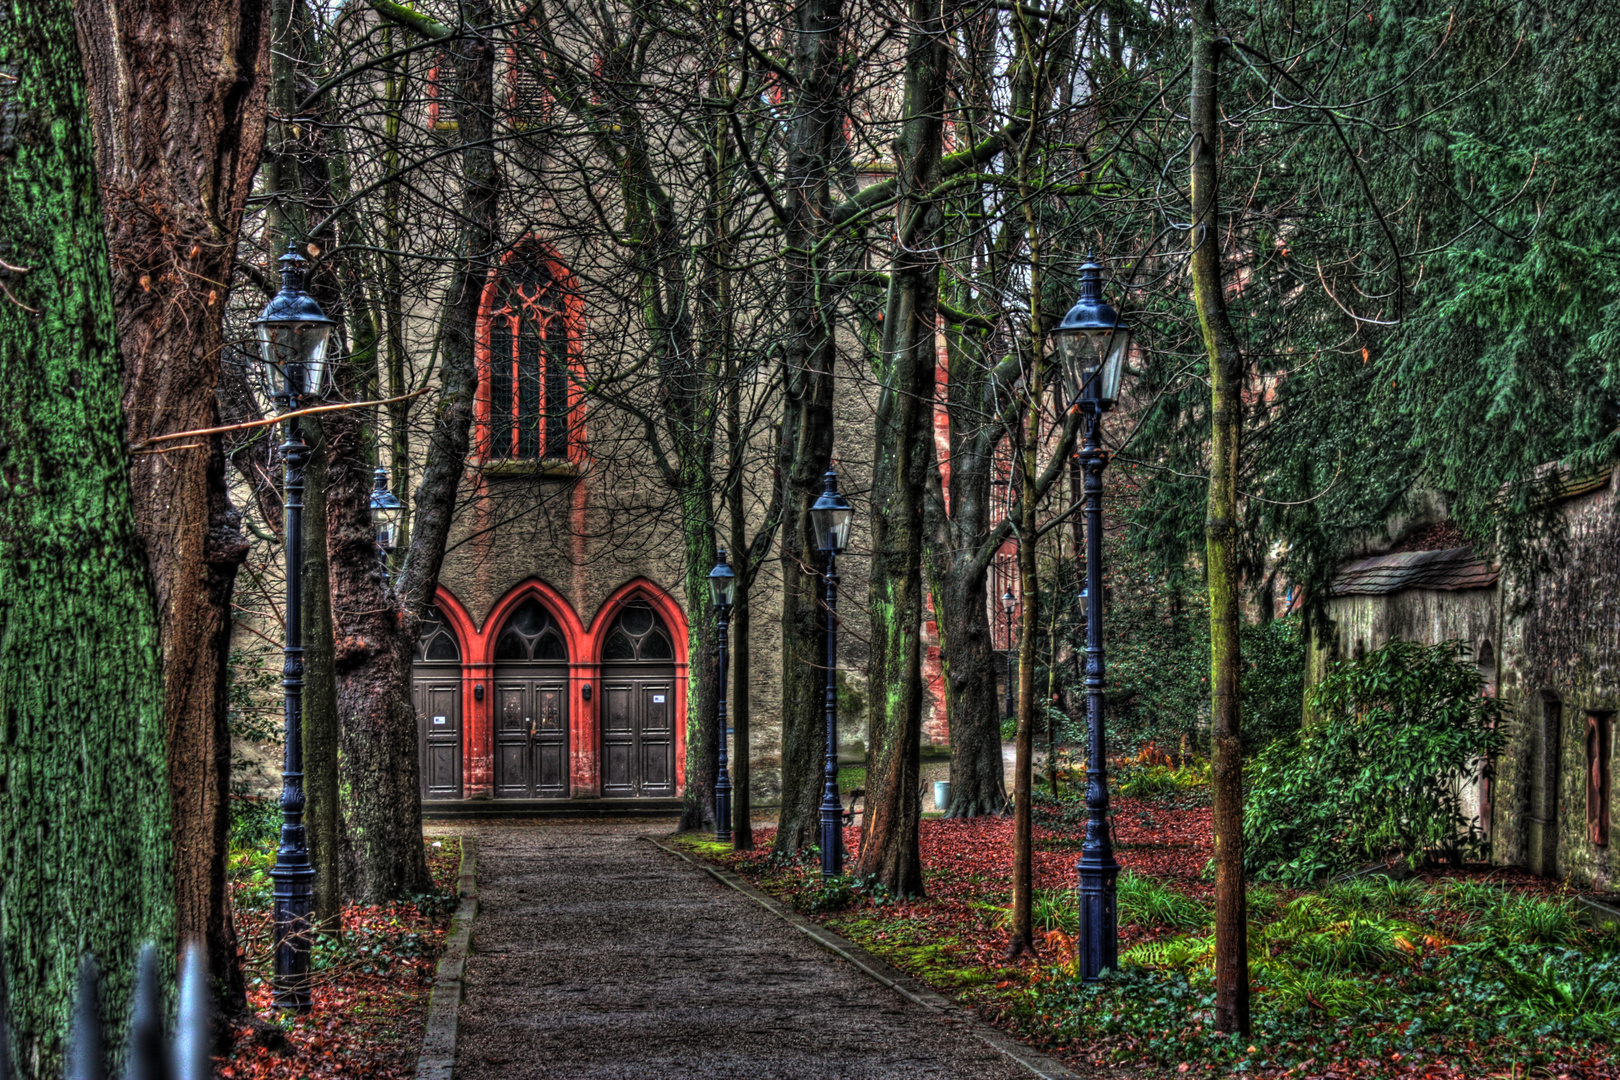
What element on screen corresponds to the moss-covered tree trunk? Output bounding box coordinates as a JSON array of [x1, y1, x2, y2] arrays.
[[771, 0, 844, 855], [0, 3, 173, 1072], [1190, 0, 1250, 1035], [857, 0, 951, 895], [73, 0, 268, 1017]]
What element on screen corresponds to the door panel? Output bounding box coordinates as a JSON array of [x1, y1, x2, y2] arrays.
[[639, 683, 674, 796], [414, 675, 462, 800], [494, 683, 531, 797], [602, 683, 636, 796], [534, 684, 568, 797]]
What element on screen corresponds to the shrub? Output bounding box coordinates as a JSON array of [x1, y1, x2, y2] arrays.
[[1241, 616, 1304, 749], [1244, 639, 1507, 885], [1117, 759, 1210, 799]]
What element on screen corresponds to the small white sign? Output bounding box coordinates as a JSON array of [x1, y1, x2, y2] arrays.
[[432, 715, 448, 726], [652, 695, 665, 703]]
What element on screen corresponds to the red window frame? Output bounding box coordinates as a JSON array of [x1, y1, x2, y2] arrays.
[[475, 240, 584, 463]]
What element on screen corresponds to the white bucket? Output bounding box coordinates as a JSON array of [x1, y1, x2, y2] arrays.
[[932, 780, 952, 812]]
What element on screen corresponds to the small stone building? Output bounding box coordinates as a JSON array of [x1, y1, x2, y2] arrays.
[[1307, 464, 1619, 889]]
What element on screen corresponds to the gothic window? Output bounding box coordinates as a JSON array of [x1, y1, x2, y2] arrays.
[[427, 57, 458, 132], [602, 602, 673, 662], [505, 44, 552, 129], [481, 242, 575, 461], [414, 606, 461, 662], [493, 599, 569, 661]]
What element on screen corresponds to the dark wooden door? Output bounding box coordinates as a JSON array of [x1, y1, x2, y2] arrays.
[[601, 674, 675, 797], [494, 674, 569, 798], [414, 673, 463, 800]]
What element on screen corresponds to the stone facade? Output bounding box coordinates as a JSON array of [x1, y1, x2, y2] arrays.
[[1306, 466, 1620, 889]]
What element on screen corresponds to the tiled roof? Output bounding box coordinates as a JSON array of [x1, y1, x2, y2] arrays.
[[1331, 545, 1499, 597]]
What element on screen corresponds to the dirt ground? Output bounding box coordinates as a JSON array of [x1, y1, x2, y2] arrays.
[[449, 819, 1039, 1080]]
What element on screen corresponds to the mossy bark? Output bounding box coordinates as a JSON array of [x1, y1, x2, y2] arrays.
[[771, 0, 844, 855], [73, 0, 269, 1015], [857, 0, 951, 896], [1191, 0, 1250, 1035], [0, 2, 173, 1072]]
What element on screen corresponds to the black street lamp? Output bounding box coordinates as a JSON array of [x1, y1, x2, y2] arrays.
[[809, 470, 854, 878], [708, 548, 737, 844], [369, 466, 403, 581], [253, 241, 335, 1013], [1050, 257, 1132, 982], [1002, 587, 1017, 719]]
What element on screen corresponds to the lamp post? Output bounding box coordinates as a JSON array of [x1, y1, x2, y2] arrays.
[[369, 466, 403, 581], [254, 241, 335, 1013], [708, 549, 737, 843], [1050, 257, 1132, 982], [1002, 587, 1017, 719], [810, 470, 854, 877]]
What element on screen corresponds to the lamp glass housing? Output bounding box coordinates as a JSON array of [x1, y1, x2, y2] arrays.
[[809, 471, 854, 554], [708, 550, 737, 610], [369, 466, 404, 551], [1002, 588, 1016, 615], [1051, 260, 1131, 408], [253, 243, 336, 405]]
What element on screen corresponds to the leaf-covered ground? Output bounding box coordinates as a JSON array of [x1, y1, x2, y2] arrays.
[[677, 789, 1620, 1080], [219, 837, 461, 1079]]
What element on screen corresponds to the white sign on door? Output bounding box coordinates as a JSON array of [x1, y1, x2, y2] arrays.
[[652, 695, 665, 704], [432, 715, 447, 726]]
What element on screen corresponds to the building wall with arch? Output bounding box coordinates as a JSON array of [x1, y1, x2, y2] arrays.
[[424, 576, 691, 800]]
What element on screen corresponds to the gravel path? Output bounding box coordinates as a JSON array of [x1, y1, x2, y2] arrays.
[[451, 820, 1035, 1080]]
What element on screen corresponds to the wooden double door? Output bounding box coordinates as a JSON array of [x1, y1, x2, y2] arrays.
[[600, 671, 675, 798], [494, 670, 569, 798]]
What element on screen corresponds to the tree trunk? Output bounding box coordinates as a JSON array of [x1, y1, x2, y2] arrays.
[[857, 0, 950, 895], [679, 519, 719, 832], [301, 416, 342, 933], [0, 3, 173, 1072], [1191, 0, 1250, 1036], [74, 0, 269, 1017], [931, 565, 1007, 815], [771, 0, 844, 855], [337, 0, 496, 903]]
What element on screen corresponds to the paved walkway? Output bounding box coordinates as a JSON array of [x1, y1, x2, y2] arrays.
[[451, 820, 1036, 1080]]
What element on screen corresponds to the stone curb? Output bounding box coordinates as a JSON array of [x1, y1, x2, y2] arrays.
[[648, 837, 1085, 1080], [416, 835, 479, 1080]]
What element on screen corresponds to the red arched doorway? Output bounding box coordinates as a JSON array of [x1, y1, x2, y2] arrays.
[[413, 604, 466, 799], [490, 598, 572, 798], [597, 601, 677, 798]]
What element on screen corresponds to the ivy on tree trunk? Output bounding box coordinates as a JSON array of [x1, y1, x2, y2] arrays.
[[1191, 0, 1251, 1036], [0, 2, 173, 1073]]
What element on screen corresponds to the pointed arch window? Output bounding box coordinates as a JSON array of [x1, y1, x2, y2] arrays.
[[479, 241, 579, 462], [602, 602, 674, 662], [494, 598, 569, 661], [415, 606, 462, 662]]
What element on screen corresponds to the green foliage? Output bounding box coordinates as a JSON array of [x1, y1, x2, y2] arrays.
[[230, 796, 281, 852], [1026, 876, 1618, 1072], [1245, 639, 1507, 884], [1241, 616, 1304, 749], [1117, 872, 1208, 929], [1116, 759, 1210, 799]]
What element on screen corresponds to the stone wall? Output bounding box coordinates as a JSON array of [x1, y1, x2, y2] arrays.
[[1491, 469, 1620, 890]]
